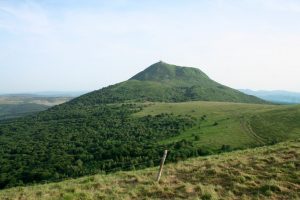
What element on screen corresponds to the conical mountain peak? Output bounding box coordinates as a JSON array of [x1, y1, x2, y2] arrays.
[[130, 61, 209, 82], [71, 61, 267, 105]]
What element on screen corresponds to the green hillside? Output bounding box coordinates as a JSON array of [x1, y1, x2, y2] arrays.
[[0, 62, 298, 190], [136, 102, 300, 147], [1, 139, 299, 200], [71, 62, 266, 105], [251, 106, 300, 142], [130, 61, 210, 83], [0, 101, 299, 189]]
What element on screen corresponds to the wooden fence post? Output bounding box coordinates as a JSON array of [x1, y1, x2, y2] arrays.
[[156, 150, 168, 182]]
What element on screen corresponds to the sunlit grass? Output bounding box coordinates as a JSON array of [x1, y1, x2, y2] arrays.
[[134, 101, 297, 150]]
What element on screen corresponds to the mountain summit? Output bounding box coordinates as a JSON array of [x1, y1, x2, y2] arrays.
[[71, 62, 266, 105], [130, 61, 209, 83]]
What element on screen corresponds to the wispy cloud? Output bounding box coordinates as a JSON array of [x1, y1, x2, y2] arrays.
[[0, 0, 300, 92], [0, 2, 55, 35]]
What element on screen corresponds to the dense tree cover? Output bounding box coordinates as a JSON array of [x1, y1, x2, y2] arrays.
[[0, 103, 201, 189], [0, 62, 269, 190]]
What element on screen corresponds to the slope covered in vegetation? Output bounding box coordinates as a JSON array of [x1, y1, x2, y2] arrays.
[[0, 103, 195, 189], [250, 105, 300, 142], [136, 102, 300, 149], [1, 62, 298, 190], [71, 61, 266, 104], [0, 101, 299, 189], [0, 62, 272, 189], [0, 139, 299, 200]]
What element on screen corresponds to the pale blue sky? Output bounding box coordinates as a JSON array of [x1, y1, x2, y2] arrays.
[[1, 0, 300, 93]]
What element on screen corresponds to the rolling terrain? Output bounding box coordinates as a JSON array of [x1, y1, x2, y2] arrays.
[[0, 101, 299, 190], [240, 89, 300, 104], [0, 95, 72, 106], [0, 139, 299, 200], [0, 95, 74, 120], [135, 101, 300, 150], [0, 62, 299, 192], [0, 104, 49, 120]]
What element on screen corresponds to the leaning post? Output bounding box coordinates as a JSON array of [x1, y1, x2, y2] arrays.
[[156, 150, 168, 182]]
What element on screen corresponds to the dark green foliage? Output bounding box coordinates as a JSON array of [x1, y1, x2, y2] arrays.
[[201, 194, 213, 200], [0, 62, 272, 190], [220, 144, 231, 152], [166, 139, 211, 162], [0, 103, 196, 189]]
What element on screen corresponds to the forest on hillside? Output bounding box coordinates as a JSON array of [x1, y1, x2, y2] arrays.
[[0, 103, 213, 189]]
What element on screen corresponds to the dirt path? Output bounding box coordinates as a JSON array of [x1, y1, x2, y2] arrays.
[[240, 117, 266, 145]]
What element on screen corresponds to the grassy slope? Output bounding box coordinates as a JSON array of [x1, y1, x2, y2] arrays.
[[0, 139, 299, 200], [251, 106, 300, 142], [134, 101, 299, 151]]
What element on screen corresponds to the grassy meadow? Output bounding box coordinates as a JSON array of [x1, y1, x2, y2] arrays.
[[135, 101, 300, 151], [0, 139, 299, 200]]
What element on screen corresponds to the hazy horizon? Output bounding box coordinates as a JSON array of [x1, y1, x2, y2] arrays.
[[0, 86, 300, 96], [1, 0, 300, 93]]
